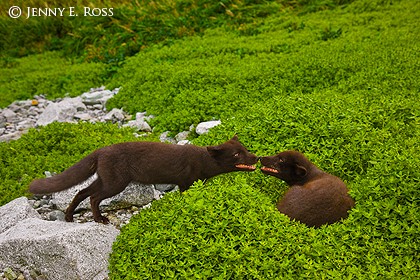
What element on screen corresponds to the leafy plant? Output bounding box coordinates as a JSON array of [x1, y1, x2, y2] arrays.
[[0, 0, 418, 278], [0, 52, 107, 107], [0, 0, 351, 64]]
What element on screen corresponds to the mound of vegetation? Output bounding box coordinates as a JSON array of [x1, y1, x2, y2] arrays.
[[107, 0, 419, 278], [106, 0, 419, 133], [0, 0, 418, 278]]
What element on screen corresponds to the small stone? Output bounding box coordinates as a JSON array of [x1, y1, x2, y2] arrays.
[[31, 100, 39, 106], [153, 189, 162, 200], [196, 120, 221, 135], [0, 115, 6, 128], [175, 131, 189, 142], [159, 131, 176, 143], [35, 97, 86, 126], [103, 108, 125, 122], [2, 108, 17, 122], [16, 119, 35, 131], [22, 269, 35, 280], [74, 113, 92, 121], [33, 201, 41, 208], [81, 89, 114, 105], [123, 119, 152, 132], [48, 210, 66, 221], [135, 112, 147, 120], [39, 199, 50, 207], [154, 184, 177, 192], [177, 140, 191, 145]]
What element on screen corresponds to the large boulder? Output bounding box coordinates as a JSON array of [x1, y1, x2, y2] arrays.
[[0, 218, 119, 280], [0, 197, 41, 234]]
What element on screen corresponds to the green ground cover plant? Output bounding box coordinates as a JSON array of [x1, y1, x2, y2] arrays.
[[0, 0, 353, 63], [107, 0, 419, 133], [0, 0, 418, 278], [107, 0, 419, 277], [0, 52, 107, 108]]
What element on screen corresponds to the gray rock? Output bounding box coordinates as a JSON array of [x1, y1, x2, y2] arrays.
[[81, 88, 115, 105], [0, 218, 119, 280], [153, 189, 163, 200], [27, 106, 41, 116], [0, 114, 7, 128], [0, 131, 25, 142], [52, 174, 155, 212], [135, 112, 147, 120], [0, 88, 126, 142], [2, 109, 17, 122], [103, 108, 125, 123], [123, 119, 152, 132], [177, 140, 191, 145], [159, 131, 176, 144], [104, 182, 155, 209], [154, 184, 177, 192], [16, 119, 36, 131], [13, 100, 32, 110], [0, 197, 41, 234], [175, 131, 190, 142], [195, 120, 221, 135], [36, 97, 86, 126], [48, 210, 66, 222], [73, 113, 92, 121]]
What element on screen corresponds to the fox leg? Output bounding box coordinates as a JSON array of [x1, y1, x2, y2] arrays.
[[89, 176, 130, 224], [65, 179, 101, 222]]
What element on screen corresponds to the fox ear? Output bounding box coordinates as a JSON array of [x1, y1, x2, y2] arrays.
[[295, 164, 307, 177], [231, 135, 239, 142], [207, 146, 223, 158]]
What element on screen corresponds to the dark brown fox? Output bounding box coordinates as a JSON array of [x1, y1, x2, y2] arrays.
[[29, 136, 258, 223], [260, 150, 354, 228]]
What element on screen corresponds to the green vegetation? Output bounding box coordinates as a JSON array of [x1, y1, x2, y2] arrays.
[[0, 0, 353, 62], [1, 0, 419, 278], [0, 52, 107, 108]]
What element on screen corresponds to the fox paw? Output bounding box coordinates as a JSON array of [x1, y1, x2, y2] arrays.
[[94, 215, 109, 224]]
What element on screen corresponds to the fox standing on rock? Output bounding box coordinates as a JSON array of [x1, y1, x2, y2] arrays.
[[29, 136, 258, 224]]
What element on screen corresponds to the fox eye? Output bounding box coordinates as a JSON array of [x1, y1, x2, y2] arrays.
[[234, 152, 240, 157], [278, 158, 284, 163]]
